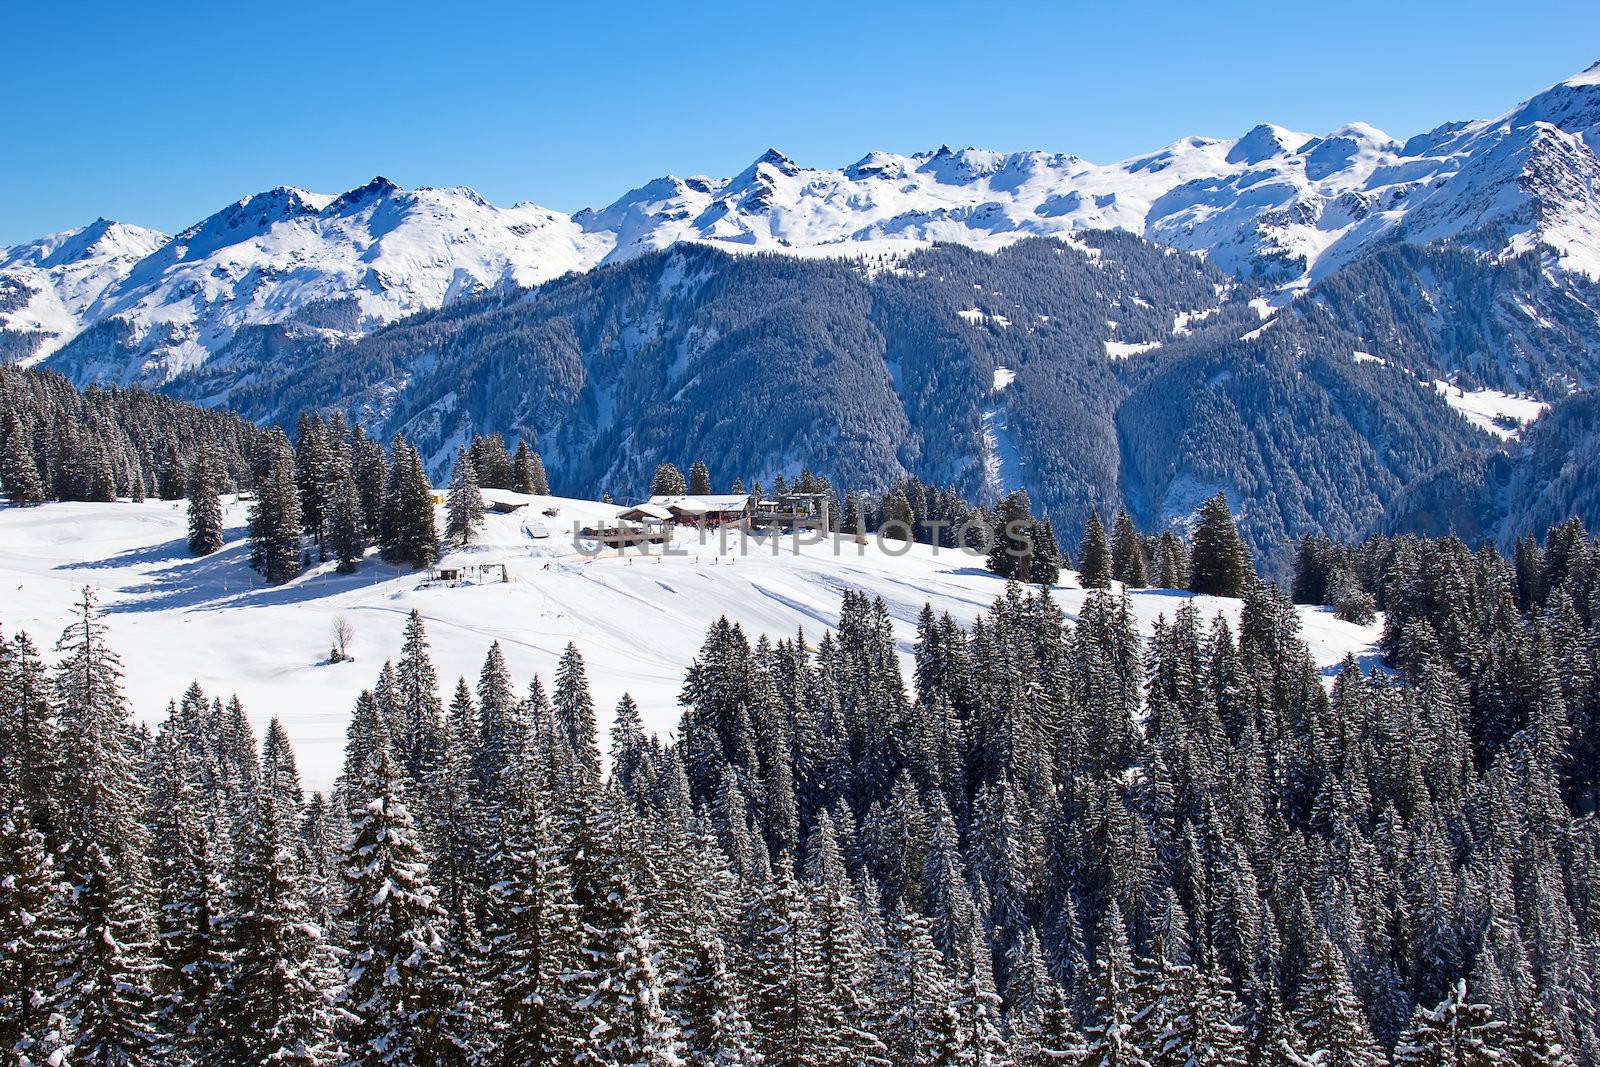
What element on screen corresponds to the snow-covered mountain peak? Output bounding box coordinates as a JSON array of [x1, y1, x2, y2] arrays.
[[844, 150, 915, 180], [0, 219, 169, 365], [739, 147, 802, 179], [33, 176, 613, 383], [165, 185, 333, 263], [2, 218, 166, 271], [1226, 123, 1315, 165], [1500, 62, 1600, 150], [324, 174, 403, 211], [916, 145, 1012, 184], [13, 61, 1600, 385]]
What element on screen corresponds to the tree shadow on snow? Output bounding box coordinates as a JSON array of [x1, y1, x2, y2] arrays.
[[68, 538, 405, 615], [56, 535, 197, 572]]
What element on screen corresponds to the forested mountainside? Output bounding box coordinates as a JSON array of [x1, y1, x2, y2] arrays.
[[160, 234, 1227, 519], [0, 365, 266, 503], [1305, 241, 1600, 396], [151, 233, 1563, 573], [1381, 388, 1600, 545], [4, 521, 1600, 1064]]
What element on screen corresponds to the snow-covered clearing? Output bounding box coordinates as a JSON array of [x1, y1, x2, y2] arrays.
[[1103, 338, 1162, 360], [1432, 381, 1549, 439], [959, 308, 1012, 328], [0, 494, 1382, 792], [1171, 307, 1220, 335]]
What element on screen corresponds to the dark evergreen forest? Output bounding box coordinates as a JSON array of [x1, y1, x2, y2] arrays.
[[4, 513, 1599, 1065], [133, 234, 1599, 574]]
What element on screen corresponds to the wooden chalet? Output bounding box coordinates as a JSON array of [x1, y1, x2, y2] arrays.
[[647, 494, 753, 529]]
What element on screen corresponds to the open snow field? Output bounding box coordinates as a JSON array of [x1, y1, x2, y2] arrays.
[[0, 493, 1383, 792]]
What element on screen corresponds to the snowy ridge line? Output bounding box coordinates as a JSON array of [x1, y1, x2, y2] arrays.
[[6, 61, 1600, 387]]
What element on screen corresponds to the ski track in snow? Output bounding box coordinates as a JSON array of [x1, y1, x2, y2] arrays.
[[0, 493, 1384, 791]]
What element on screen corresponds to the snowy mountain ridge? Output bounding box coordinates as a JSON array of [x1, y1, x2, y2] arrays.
[[6, 61, 1600, 387]]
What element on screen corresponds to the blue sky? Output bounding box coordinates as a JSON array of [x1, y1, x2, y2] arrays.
[[3, 0, 1597, 245]]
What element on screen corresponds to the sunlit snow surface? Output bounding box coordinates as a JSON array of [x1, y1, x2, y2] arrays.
[[1433, 381, 1550, 439], [0, 493, 1384, 792]]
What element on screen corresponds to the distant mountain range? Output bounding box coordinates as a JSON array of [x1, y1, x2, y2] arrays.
[[6, 61, 1600, 569], [5, 63, 1597, 388]]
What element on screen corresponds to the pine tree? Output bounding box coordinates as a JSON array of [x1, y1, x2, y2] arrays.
[[1153, 532, 1188, 589], [249, 430, 304, 584], [351, 427, 389, 535], [951, 933, 1012, 1067], [1294, 939, 1383, 1067], [675, 934, 758, 1067], [483, 757, 581, 1063], [1082, 904, 1151, 1067], [157, 439, 188, 500], [146, 733, 231, 1060], [511, 440, 549, 496], [929, 999, 971, 1067], [586, 910, 684, 1066], [381, 436, 439, 569], [689, 461, 713, 496], [445, 447, 484, 546], [0, 629, 59, 836], [0, 412, 46, 504], [1392, 979, 1502, 1067], [295, 414, 335, 549], [877, 906, 955, 1066], [1078, 511, 1112, 590], [470, 433, 513, 490], [225, 753, 337, 1066], [653, 463, 688, 496], [326, 458, 368, 572], [0, 802, 72, 1063], [1032, 519, 1062, 588], [186, 451, 225, 556], [1502, 994, 1575, 1066], [737, 866, 823, 1067], [1187, 493, 1252, 598], [53, 586, 150, 890], [555, 643, 601, 783], [1035, 983, 1088, 1066], [1109, 510, 1147, 589], [338, 749, 468, 1066], [430, 678, 481, 933], [469, 642, 522, 863], [57, 843, 161, 1065], [1158, 965, 1247, 1067], [987, 491, 1037, 582], [394, 610, 447, 798]]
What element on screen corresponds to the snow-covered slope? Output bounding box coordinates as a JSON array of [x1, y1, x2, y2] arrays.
[[0, 494, 1382, 792], [12, 61, 1600, 387], [23, 180, 613, 384], [581, 62, 1600, 287], [0, 219, 168, 364]]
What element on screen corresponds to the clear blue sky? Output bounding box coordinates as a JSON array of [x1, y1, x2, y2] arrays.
[[3, 0, 1597, 245]]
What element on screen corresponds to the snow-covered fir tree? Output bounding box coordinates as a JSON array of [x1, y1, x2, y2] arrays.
[[0, 514, 1598, 1064], [446, 446, 484, 545], [249, 429, 304, 584]]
